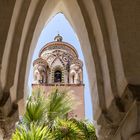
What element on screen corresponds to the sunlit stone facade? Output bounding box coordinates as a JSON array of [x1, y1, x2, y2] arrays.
[[32, 34, 85, 119]]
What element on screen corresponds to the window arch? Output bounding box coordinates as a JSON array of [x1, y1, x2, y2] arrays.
[[54, 70, 62, 83]]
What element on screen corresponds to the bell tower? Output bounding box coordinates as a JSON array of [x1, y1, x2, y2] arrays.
[[32, 34, 85, 119]]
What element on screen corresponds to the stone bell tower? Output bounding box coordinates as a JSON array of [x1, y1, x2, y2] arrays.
[[32, 34, 85, 119]]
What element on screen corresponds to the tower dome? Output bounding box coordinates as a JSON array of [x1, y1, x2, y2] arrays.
[[39, 34, 79, 63]]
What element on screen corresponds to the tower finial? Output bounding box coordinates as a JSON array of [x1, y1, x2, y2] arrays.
[[54, 33, 63, 42]]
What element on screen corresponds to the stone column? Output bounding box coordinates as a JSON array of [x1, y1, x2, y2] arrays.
[[0, 64, 3, 100], [0, 128, 4, 140]]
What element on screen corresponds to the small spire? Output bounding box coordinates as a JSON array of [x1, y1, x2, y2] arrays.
[[54, 34, 63, 42]]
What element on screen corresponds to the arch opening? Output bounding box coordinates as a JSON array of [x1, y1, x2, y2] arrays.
[[28, 13, 93, 121], [54, 70, 62, 83]]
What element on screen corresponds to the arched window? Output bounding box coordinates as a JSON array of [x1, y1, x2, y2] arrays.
[[54, 70, 62, 83]]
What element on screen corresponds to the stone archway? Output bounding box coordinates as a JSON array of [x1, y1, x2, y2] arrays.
[[23, 1, 126, 138], [1, 0, 140, 139], [1, 0, 125, 138]]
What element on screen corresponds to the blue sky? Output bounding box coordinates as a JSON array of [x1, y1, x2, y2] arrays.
[[28, 13, 93, 121]]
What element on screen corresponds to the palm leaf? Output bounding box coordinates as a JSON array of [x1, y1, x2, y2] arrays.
[[23, 89, 47, 125], [46, 89, 74, 126], [54, 118, 85, 140], [11, 123, 53, 140], [70, 118, 97, 140]]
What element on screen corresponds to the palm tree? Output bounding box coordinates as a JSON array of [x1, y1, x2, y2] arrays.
[[11, 88, 97, 140]]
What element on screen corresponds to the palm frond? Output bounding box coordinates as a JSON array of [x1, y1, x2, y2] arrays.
[[12, 123, 53, 140], [23, 89, 47, 125], [70, 118, 97, 140], [54, 118, 85, 140], [46, 89, 74, 123]]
